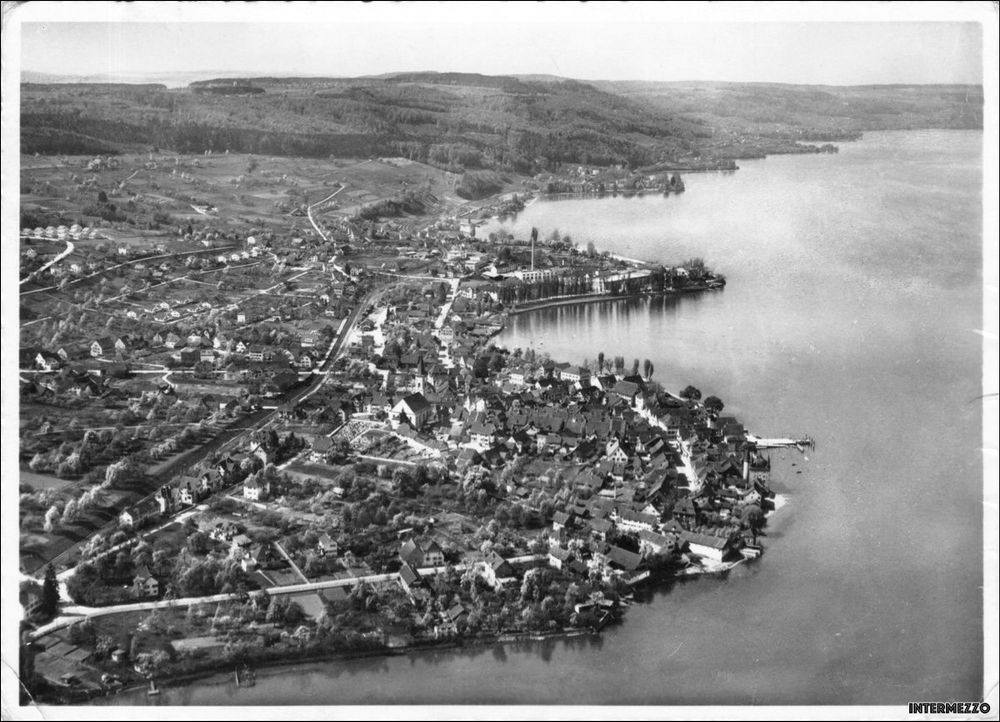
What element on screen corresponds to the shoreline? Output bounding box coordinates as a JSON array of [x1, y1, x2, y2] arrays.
[[505, 285, 716, 317], [537, 188, 679, 201], [82, 626, 607, 705], [75, 558, 758, 705]]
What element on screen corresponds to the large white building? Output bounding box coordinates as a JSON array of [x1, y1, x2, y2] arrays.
[[512, 268, 556, 283]]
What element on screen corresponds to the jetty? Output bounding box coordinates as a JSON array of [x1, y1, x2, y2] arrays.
[[747, 434, 814, 450]]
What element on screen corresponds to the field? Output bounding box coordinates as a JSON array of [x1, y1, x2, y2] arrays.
[[20, 471, 77, 492]]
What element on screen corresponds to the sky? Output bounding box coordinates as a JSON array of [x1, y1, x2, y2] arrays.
[[11, 2, 987, 86]]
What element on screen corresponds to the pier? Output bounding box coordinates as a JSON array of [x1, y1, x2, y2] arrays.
[[747, 434, 814, 450]]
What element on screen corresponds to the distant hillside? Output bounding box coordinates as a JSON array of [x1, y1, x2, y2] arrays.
[[595, 80, 983, 150], [20, 73, 983, 171]]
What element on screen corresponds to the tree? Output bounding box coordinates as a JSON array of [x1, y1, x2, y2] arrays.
[[643, 359, 654, 379], [61, 498, 79, 524], [704, 395, 724, 416], [187, 531, 210, 555], [597, 352, 605, 373], [41, 564, 60, 618], [43, 505, 60, 532], [97, 190, 108, 203], [740, 505, 765, 533], [680, 385, 702, 401]]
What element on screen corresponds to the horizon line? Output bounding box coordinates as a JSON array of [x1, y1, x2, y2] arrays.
[[19, 69, 987, 89]]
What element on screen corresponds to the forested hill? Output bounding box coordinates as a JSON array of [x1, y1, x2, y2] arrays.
[[20, 73, 983, 172], [595, 80, 983, 137]]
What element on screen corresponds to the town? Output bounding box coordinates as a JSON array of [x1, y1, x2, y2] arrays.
[[18, 149, 783, 703]]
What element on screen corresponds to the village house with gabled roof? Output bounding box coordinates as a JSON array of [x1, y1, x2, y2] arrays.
[[680, 530, 735, 563], [399, 539, 445, 568], [479, 550, 516, 590], [243, 474, 269, 501], [119, 498, 161, 530], [132, 565, 159, 598]]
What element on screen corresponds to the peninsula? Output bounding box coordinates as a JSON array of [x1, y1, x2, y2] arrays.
[[17, 148, 780, 704]]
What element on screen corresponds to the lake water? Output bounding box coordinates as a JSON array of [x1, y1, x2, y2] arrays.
[[102, 130, 985, 706]]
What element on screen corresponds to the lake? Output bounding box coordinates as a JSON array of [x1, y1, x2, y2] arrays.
[[103, 130, 984, 706]]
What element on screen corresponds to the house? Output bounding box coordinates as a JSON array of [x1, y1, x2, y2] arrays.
[[250, 442, 271, 467], [164, 332, 181, 349], [247, 345, 265, 362], [399, 539, 446, 568], [174, 476, 201, 505], [548, 546, 573, 570], [435, 604, 467, 638], [480, 550, 516, 590], [132, 566, 159, 597], [552, 362, 572, 380], [173, 347, 199, 366], [243, 475, 269, 502], [20, 582, 44, 619], [552, 511, 574, 532], [199, 348, 216, 363], [603, 545, 643, 575], [399, 562, 423, 595], [119, 498, 161, 530], [229, 533, 254, 559], [391, 393, 433, 431], [468, 419, 497, 447], [241, 544, 272, 573], [90, 337, 114, 358], [638, 529, 678, 558], [311, 436, 334, 460], [421, 541, 446, 567], [208, 519, 243, 542], [587, 517, 615, 542], [614, 508, 659, 534], [561, 366, 590, 384], [605, 440, 631, 465], [672, 497, 700, 527], [34, 351, 62, 371], [680, 530, 735, 563], [317, 533, 338, 557]]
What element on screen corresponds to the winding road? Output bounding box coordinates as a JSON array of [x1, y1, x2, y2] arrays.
[[306, 183, 349, 278], [20, 239, 74, 286]]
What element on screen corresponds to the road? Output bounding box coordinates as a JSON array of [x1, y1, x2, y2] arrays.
[[273, 542, 309, 583], [28, 554, 547, 640], [20, 239, 74, 286], [20, 245, 236, 297], [28, 571, 399, 640], [306, 184, 349, 278]]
